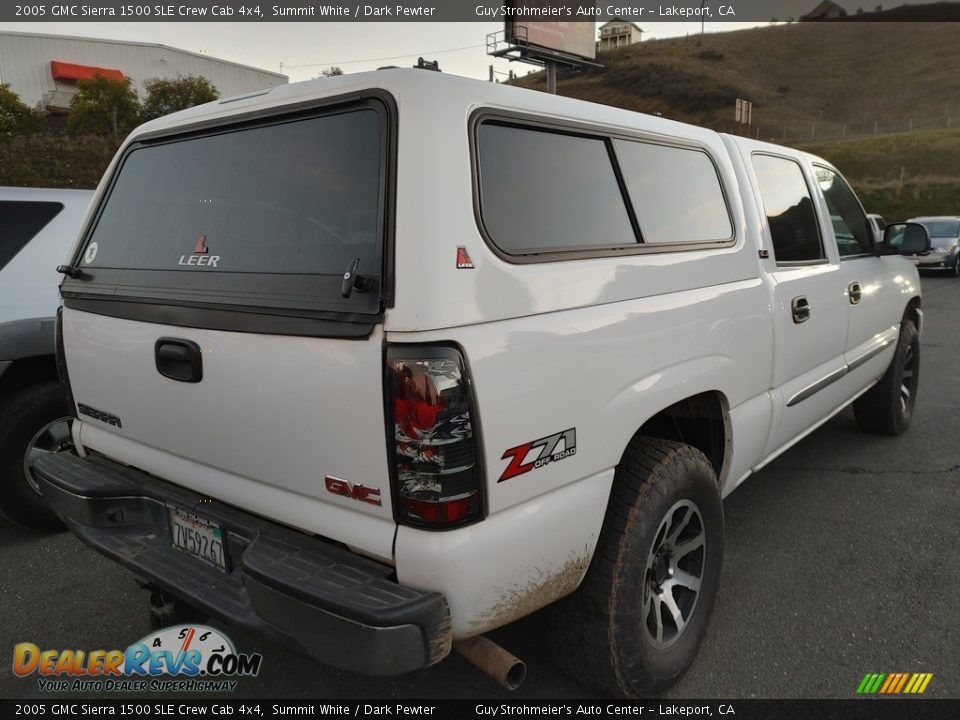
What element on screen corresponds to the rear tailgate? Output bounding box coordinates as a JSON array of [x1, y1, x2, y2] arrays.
[[60, 94, 397, 560]]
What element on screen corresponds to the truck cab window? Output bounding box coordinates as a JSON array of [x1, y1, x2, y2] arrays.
[[752, 154, 823, 263], [815, 167, 873, 257]]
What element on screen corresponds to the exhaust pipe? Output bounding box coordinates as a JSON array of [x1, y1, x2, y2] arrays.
[[454, 636, 526, 690]]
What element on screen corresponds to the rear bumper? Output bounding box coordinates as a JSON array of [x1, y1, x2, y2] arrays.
[[33, 452, 452, 676]]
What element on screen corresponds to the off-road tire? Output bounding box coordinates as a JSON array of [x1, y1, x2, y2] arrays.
[[853, 319, 919, 436], [0, 381, 69, 530], [550, 437, 723, 697]]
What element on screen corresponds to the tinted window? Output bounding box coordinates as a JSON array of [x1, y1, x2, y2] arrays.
[[0, 200, 64, 271], [614, 140, 732, 244], [815, 166, 873, 257], [752, 155, 823, 263], [477, 122, 636, 254], [84, 109, 382, 276]]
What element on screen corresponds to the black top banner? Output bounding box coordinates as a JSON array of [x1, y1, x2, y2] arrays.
[[3, 0, 960, 22]]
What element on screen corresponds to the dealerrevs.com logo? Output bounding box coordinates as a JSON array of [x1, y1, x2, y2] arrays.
[[13, 625, 262, 693]]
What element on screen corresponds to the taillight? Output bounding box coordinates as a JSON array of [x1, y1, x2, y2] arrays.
[[386, 345, 484, 528]]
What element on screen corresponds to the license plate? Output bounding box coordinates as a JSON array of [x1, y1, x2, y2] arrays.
[[168, 506, 227, 572]]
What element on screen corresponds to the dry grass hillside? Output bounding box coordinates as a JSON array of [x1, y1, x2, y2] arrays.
[[517, 22, 960, 141]]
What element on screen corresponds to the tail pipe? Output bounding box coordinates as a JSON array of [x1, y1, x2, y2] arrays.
[[454, 636, 526, 690]]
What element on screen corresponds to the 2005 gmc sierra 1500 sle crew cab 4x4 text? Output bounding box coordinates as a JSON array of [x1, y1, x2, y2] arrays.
[[34, 69, 930, 697]]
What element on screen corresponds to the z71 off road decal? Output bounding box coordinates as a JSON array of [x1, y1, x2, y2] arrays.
[[499, 428, 576, 482]]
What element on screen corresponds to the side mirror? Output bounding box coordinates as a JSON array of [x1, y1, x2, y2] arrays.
[[881, 222, 931, 255]]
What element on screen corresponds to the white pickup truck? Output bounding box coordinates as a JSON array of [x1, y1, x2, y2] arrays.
[[35, 69, 930, 697]]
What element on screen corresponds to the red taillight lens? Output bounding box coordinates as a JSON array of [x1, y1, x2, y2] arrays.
[[386, 346, 483, 528]]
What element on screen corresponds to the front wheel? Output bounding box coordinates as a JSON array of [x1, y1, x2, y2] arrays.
[[853, 319, 919, 435], [550, 437, 723, 697]]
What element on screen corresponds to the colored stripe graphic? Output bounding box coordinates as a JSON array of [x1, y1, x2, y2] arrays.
[[858, 672, 932, 694], [857, 673, 886, 695], [893, 673, 910, 693]]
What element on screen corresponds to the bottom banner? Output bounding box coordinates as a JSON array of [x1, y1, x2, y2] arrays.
[[2, 700, 959, 720]]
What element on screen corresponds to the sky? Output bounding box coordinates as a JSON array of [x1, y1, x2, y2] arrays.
[[0, 21, 769, 83]]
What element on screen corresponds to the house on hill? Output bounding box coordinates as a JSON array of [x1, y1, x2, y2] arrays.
[[596, 20, 643, 52], [801, 1, 849, 21]]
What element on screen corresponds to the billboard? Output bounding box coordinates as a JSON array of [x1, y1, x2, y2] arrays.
[[505, 1, 597, 61]]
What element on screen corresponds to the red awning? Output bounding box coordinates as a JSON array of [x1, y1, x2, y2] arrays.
[[50, 61, 124, 83]]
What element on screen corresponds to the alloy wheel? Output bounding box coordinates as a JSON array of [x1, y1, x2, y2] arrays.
[[642, 499, 707, 649]]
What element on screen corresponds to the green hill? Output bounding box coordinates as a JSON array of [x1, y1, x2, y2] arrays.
[[798, 129, 960, 221]]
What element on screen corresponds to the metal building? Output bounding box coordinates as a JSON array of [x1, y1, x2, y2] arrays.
[[0, 31, 287, 111]]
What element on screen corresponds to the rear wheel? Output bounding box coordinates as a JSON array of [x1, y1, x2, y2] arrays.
[[0, 381, 70, 530], [853, 319, 919, 436], [550, 437, 723, 697]]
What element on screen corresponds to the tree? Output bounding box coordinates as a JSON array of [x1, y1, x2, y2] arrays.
[[68, 75, 141, 136], [0, 84, 42, 135], [141, 75, 219, 121], [320, 66, 344, 77]]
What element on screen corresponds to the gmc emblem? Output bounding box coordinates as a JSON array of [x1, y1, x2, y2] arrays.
[[324, 476, 382, 507]]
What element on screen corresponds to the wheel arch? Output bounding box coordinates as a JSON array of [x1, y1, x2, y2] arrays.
[[617, 390, 731, 488], [0, 355, 59, 402], [903, 295, 921, 332]]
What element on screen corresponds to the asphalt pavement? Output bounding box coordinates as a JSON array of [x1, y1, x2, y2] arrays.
[[1, 274, 958, 700]]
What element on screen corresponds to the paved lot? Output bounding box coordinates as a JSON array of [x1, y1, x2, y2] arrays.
[[1, 275, 958, 700]]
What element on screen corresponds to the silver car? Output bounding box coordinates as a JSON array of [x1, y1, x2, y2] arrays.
[[905, 216, 960, 277]]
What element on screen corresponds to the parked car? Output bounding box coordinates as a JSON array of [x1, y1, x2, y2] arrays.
[[0, 187, 93, 529], [867, 213, 886, 243], [902, 216, 960, 276], [35, 70, 926, 697]]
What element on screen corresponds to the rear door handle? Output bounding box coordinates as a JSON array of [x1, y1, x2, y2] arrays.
[[849, 281, 862, 305], [791, 296, 811, 324], [155, 338, 203, 383]]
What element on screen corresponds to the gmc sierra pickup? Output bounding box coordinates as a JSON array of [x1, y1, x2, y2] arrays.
[[35, 69, 929, 697]]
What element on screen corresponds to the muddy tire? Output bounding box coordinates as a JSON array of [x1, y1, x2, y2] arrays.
[[0, 381, 69, 531], [550, 437, 723, 697], [853, 319, 919, 436]]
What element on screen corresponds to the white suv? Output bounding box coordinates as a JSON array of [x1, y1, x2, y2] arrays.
[[36, 70, 924, 696], [0, 187, 92, 529]]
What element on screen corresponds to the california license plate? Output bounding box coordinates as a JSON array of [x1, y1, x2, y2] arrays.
[[168, 506, 227, 572]]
